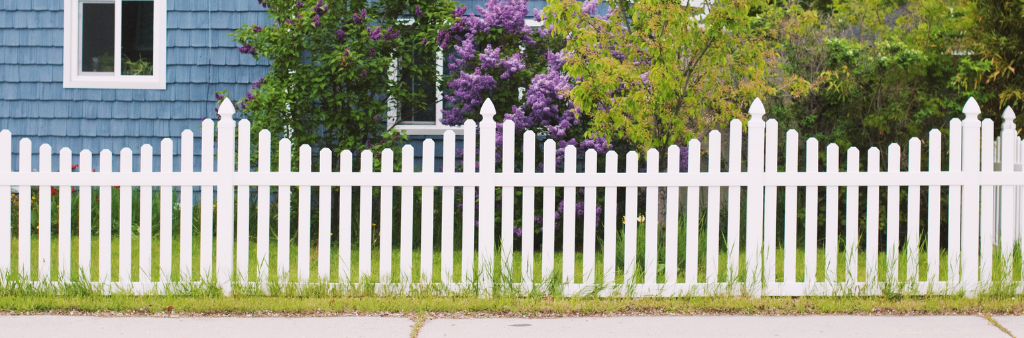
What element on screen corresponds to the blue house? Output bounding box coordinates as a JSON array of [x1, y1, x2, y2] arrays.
[[1, 0, 546, 172]]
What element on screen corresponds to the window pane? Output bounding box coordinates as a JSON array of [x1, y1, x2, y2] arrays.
[[121, 0, 154, 75], [400, 54, 438, 123], [81, 3, 115, 73]]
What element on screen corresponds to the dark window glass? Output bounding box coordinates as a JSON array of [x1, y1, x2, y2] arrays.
[[121, 1, 154, 75], [399, 54, 438, 123], [81, 3, 115, 73]]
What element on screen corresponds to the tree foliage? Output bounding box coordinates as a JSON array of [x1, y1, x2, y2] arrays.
[[229, 0, 456, 157], [546, 0, 810, 157], [956, 0, 1024, 124]]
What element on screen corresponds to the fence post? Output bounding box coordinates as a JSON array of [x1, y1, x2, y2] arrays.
[[478, 99, 496, 292], [961, 98, 982, 295], [746, 98, 766, 295], [216, 99, 236, 295]]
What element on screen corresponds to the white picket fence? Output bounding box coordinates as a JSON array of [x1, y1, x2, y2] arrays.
[[0, 97, 1022, 297]]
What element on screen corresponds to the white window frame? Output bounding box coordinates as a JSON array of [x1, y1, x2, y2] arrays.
[[62, 0, 167, 90], [390, 19, 543, 136]]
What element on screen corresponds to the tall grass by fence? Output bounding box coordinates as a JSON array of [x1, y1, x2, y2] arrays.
[[0, 97, 1022, 297]]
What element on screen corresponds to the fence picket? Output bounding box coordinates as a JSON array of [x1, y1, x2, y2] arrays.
[[845, 148, 860, 285], [479, 104, 496, 288], [0, 130, 8, 274], [359, 150, 372, 281], [338, 150, 353, 283], [179, 131, 194, 282], [948, 118, 963, 283], [39, 144, 51, 281], [278, 139, 292, 280], [118, 148, 132, 283], [140, 145, 153, 282], [1000, 107, 1017, 279], [79, 150, 93, 280], [866, 147, 880, 284], [727, 120, 741, 282], [543, 139, 555, 281], [99, 150, 112, 282], [980, 119, 994, 283], [441, 132, 455, 285], [319, 149, 331, 280], [58, 148, 71, 280], [563, 146, 578, 284], [764, 121, 779, 284], [421, 140, 435, 283], [215, 101, 236, 293], [18, 139, 30, 277], [644, 148, 658, 285], [664, 146, 679, 286], [522, 131, 536, 286], [583, 149, 598, 286], [927, 130, 941, 282], [825, 144, 839, 284], [256, 130, 271, 282], [501, 122, 515, 273], [401, 145, 414, 283], [784, 130, 798, 284], [886, 143, 901, 285], [160, 141, 172, 282], [706, 131, 721, 283], [907, 138, 921, 284], [237, 120, 251, 283], [462, 120, 477, 283], [602, 151, 617, 287], [624, 151, 639, 285], [298, 145, 311, 283], [380, 149, 394, 283], [684, 142, 700, 285], [200, 119, 214, 280], [805, 139, 819, 284]]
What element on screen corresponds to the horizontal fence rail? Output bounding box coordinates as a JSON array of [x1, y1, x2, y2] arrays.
[[0, 98, 1022, 297]]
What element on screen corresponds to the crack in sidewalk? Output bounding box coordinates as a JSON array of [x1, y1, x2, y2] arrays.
[[410, 312, 429, 338], [983, 313, 1016, 338]]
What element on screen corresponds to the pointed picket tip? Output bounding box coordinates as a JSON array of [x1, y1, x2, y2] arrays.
[[963, 97, 981, 120], [1003, 106, 1016, 120], [218, 98, 236, 121], [480, 98, 496, 122], [749, 97, 765, 121]]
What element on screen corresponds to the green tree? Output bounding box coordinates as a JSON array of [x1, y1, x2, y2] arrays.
[[545, 0, 810, 157], [229, 0, 456, 158], [956, 0, 1024, 124]]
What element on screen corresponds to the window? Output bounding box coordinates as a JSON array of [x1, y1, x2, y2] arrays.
[[389, 19, 542, 135], [63, 0, 167, 89]]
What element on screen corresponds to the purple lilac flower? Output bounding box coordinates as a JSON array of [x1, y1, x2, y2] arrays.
[[214, 92, 224, 100], [296, 1, 303, 8], [258, 0, 269, 8], [246, 90, 256, 101], [353, 9, 366, 24], [421, 37, 428, 45], [582, 0, 599, 15], [611, 49, 626, 61], [478, 0, 527, 32], [369, 47, 376, 57], [252, 77, 264, 88], [383, 27, 400, 41], [440, 69, 497, 125], [453, 6, 467, 17], [640, 72, 649, 85], [360, 70, 367, 78], [343, 49, 349, 57], [334, 29, 346, 42], [314, 0, 327, 15], [238, 45, 255, 54], [252, 25, 262, 33], [313, 14, 321, 27], [414, 5, 423, 18], [284, 19, 294, 25], [368, 26, 382, 40]]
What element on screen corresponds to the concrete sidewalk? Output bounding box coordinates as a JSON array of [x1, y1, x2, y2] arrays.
[[0, 315, 1021, 338]]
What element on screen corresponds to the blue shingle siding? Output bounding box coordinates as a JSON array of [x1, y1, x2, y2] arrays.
[[1, 0, 273, 172]]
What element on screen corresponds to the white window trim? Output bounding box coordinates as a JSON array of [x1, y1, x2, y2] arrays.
[[391, 19, 543, 136], [62, 0, 167, 90]]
